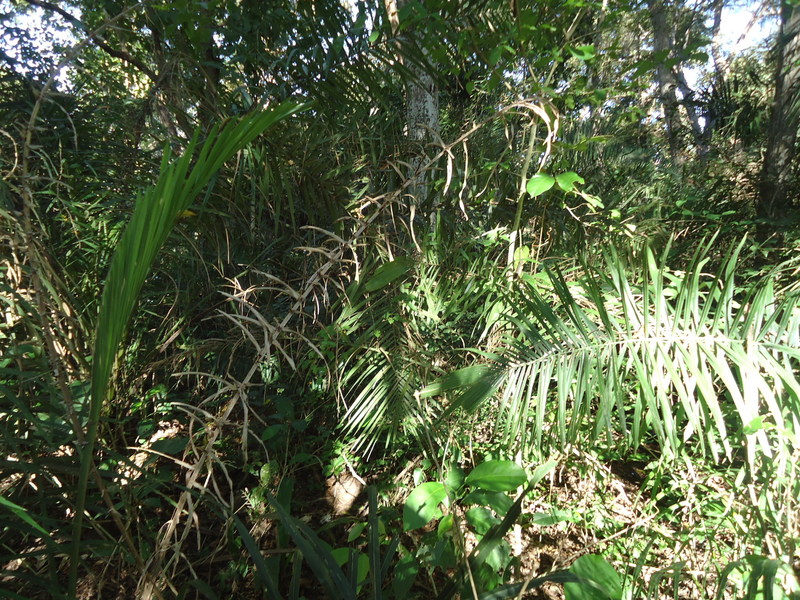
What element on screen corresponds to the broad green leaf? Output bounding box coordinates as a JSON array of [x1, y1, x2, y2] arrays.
[[444, 464, 465, 491], [462, 490, 514, 516], [555, 172, 585, 193], [743, 416, 773, 435], [529, 460, 558, 487], [151, 436, 188, 455], [330, 548, 369, 585], [412, 467, 426, 486], [438, 513, 454, 535], [565, 554, 623, 600], [526, 173, 555, 197], [475, 563, 502, 593], [444, 369, 505, 416], [513, 245, 531, 263], [476, 573, 586, 600], [466, 506, 500, 535], [484, 539, 512, 572], [393, 553, 418, 598], [489, 45, 504, 66], [568, 45, 595, 60], [429, 537, 457, 570], [403, 482, 447, 530], [420, 365, 492, 399], [365, 257, 414, 292], [347, 523, 367, 542], [466, 461, 526, 492]]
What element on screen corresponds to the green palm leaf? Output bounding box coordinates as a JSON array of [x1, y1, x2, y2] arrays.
[[334, 242, 509, 456], [69, 102, 304, 593], [443, 238, 800, 466]]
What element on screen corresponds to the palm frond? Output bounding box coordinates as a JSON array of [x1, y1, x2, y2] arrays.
[[72, 102, 304, 592], [334, 230, 513, 456], [443, 237, 800, 466]]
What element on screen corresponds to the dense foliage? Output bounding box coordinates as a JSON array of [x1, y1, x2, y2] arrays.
[[1, 0, 799, 598]]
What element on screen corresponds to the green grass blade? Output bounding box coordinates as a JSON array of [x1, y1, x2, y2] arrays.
[[267, 492, 357, 600], [70, 102, 304, 594], [233, 514, 285, 600]]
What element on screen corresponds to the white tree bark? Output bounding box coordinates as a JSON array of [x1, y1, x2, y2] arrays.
[[648, 0, 682, 164], [384, 0, 439, 205]]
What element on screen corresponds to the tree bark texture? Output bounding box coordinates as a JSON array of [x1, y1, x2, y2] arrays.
[[648, 0, 709, 161], [648, 0, 682, 164], [709, 0, 724, 75], [675, 69, 708, 156], [758, 1, 800, 223], [384, 0, 439, 205]]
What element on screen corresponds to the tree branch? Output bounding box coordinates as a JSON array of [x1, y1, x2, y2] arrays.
[[24, 0, 159, 84]]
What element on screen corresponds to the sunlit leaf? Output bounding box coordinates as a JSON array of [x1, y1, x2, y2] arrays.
[[403, 482, 448, 530], [568, 45, 595, 60], [465, 460, 526, 492], [526, 173, 556, 197], [365, 257, 414, 292], [565, 554, 622, 600], [556, 171, 585, 192]]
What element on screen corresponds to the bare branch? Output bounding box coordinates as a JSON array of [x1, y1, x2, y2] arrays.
[[24, 0, 159, 84]]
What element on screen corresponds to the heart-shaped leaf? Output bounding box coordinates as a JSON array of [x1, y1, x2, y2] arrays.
[[526, 173, 555, 197]]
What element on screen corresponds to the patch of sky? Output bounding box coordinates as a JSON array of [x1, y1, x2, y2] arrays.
[[717, 1, 777, 56], [0, 1, 79, 86], [683, 1, 777, 90]]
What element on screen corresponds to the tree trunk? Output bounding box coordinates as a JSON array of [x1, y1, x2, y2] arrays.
[[675, 69, 709, 157], [384, 0, 439, 206], [758, 0, 800, 224], [709, 0, 725, 75], [587, 0, 608, 131], [648, 0, 682, 165]]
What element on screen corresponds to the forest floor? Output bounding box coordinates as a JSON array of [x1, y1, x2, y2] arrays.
[[57, 418, 792, 600], [241, 447, 749, 600]]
